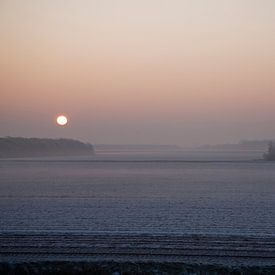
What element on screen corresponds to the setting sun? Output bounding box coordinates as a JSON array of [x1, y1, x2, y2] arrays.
[[56, 115, 68, 126]]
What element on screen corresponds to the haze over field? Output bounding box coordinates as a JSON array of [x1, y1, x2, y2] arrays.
[[1, 0, 274, 146]]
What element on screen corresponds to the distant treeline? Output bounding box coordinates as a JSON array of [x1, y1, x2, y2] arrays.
[[95, 144, 181, 152], [200, 140, 275, 151], [0, 137, 94, 158], [263, 141, 275, 161]]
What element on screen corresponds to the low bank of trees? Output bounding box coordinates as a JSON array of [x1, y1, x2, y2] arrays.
[[0, 137, 94, 158]]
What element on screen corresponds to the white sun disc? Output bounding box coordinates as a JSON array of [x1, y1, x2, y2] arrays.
[[56, 115, 68, 126]]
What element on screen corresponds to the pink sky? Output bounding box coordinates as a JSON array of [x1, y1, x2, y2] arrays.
[[1, 0, 275, 146]]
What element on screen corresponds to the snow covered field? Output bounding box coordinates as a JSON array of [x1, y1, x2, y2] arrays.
[[0, 150, 275, 266]]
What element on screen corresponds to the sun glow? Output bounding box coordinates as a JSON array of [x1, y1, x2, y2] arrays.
[[56, 115, 68, 126]]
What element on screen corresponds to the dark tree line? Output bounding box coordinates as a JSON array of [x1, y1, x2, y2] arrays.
[[263, 141, 275, 161], [0, 137, 94, 158]]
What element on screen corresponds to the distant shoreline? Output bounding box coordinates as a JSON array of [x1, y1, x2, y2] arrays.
[[199, 140, 274, 152], [0, 137, 95, 158]]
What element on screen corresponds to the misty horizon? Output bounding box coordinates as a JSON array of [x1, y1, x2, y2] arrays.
[[1, 135, 275, 152]]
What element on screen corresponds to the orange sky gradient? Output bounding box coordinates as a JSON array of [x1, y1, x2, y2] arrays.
[[1, 0, 275, 146]]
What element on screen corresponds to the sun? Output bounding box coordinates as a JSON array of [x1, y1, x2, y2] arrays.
[[56, 115, 68, 126]]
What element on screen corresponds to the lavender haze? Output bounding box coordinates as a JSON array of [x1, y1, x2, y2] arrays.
[[0, 0, 274, 146]]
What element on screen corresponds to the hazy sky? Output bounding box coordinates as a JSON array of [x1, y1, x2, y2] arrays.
[[1, 0, 275, 146]]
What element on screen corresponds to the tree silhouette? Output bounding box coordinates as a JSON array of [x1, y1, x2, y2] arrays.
[[264, 141, 275, 161]]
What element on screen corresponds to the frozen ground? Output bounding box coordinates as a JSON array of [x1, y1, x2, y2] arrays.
[[0, 150, 274, 267]]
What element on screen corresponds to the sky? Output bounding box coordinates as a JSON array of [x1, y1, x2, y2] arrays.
[[0, 0, 275, 147]]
